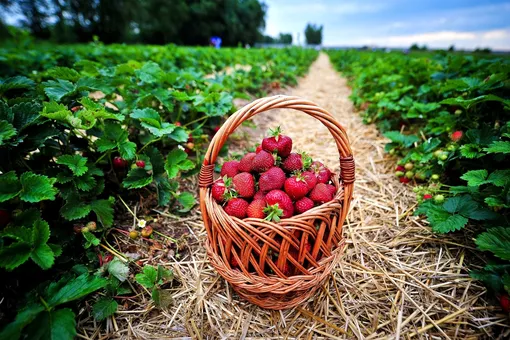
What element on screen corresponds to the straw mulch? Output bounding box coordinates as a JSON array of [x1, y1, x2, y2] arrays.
[[77, 54, 508, 339]]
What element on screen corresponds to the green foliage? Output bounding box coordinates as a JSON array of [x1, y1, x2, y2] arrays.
[[328, 49, 510, 300], [135, 265, 174, 308], [304, 23, 323, 45]]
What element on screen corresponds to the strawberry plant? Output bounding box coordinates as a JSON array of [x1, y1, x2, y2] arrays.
[[328, 49, 510, 307]]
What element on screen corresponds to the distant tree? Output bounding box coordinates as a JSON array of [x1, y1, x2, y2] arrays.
[[448, 45, 455, 52], [278, 33, 292, 44], [409, 43, 420, 51], [474, 47, 492, 54], [304, 23, 322, 45], [17, 0, 50, 39]]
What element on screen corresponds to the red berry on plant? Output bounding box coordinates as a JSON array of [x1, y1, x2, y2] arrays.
[[175, 121, 182, 127], [0, 210, 10, 227], [224, 198, 249, 218], [399, 177, 410, 183], [395, 165, 405, 172], [136, 160, 145, 168], [141, 226, 153, 237], [238, 152, 256, 172], [423, 194, 433, 200], [220, 160, 240, 178], [113, 157, 128, 169], [500, 294, 510, 313], [451, 130, 463, 142]]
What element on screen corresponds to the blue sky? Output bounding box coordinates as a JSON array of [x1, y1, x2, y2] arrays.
[[264, 0, 510, 50]]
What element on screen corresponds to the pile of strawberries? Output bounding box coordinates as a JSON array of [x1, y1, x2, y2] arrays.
[[212, 127, 336, 221]]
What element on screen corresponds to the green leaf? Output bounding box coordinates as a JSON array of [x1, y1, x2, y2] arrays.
[[90, 198, 114, 228], [168, 127, 189, 143], [433, 214, 468, 233], [155, 177, 172, 206], [487, 170, 510, 187], [0, 171, 21, 202], [193, 91, 232, 117], [30, 244, 55, 270], [82, 231, 100, 248], [32, 219, 50, 246], [19, 172, 57, 203], [42, 79, 76, 101], [48, 244, 63, 257], [0, 226, 33, 243], [46, 273, 107, 307], [476, 228, 510, 260], [151, 288, 173, 308], [484, 141, 510, 154], [46, 67, 81, 82], [92, 298, 118, 321], [176, 192, 195, 212], [0, 76, 35, 94], [56, 155, 88, 176], [96, 122, 136, 160], [0, 120, 16, 144], [0, 242, 32, 270], [440, 94, 508, 109], [135, 265, 158, 289], [135, 61, 163, 83], [123, 168, 153, 189], [460, 170, 488, 187], [108, 258, 130, 282], [383, 131, 419, 147], [0, 304, 45, 340], [25, 308, 76, 340], [470, 270, 504, 293], [11, 101, 41, 130], [157, 265, 174, 283], [61, 196, 91, 220], [131, 108, 175, 137], [165, 148, 195, 179]]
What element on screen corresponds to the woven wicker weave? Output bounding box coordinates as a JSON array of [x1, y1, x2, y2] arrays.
[[199, 95, 355, 310]]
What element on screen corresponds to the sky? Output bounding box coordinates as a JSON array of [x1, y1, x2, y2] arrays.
[[263, 0, 510, 50]]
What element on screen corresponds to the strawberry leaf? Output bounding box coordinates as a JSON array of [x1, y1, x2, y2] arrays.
[[135, 265, 158, 289], [90, 198, 114, 228], [25, 308, 76, 340], [484, 141, 510, 154], [107, 258, 129, 282], [487, 170, 510, 187], [164, 148, 195, 179], [0, 304, 45, 340], [383, 131, 419, 147], [0, 171, 21, 202], [30, 244, 55, 270], [460, 170, 488, 187], [56, 154, 88, 176], [61, 195, 91, 220], [123, 168, 153, 189], [0, 242, 32, 270], [92, 298, 118, 321], [96, 122, 136, 160], [475, 227, 510, 261], [0, 120, 16, 144], [19, 172, 57, 203], [176, 192, 195, 212], [0, 76, 35, 95], [42, 79, 76, 101], [46, 273, 107, 307]]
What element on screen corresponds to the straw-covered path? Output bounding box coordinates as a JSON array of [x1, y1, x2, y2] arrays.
[[130, 54, 502, 339]]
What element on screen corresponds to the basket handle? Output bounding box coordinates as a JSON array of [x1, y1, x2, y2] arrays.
[[199, 95, 355, 188]]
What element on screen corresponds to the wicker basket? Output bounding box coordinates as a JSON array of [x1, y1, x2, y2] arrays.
[[198, 95, 355, 310]]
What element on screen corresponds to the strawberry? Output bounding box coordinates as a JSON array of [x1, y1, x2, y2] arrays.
[[304, 242, 312, 252], [71, 105, 83, 112], [113, 157, 128, 169], [309, 183, 333, 204], [238, 152, 256, 172], [224, 198, 249, 218], [230, 256, 239, 267], [212, 177, 231, 202], [282, 153, 303, 172], [404, 163, 414, 170], [451, 130, 463, 142], [214, 126, 221, 133], [295, 197, 314, 214], [325, 184, 336, 196], [247, 199, 267, 219], [395, 165, 405, 172], [265, 190, 294, 220], [284, 174, 309, 200], [85, 221, 97, 231], [311, 161, 331, 183], [0, 209, 10, 227], [233, 172, 255, 198], [259, 167, 285, 192], [220, 160, 240, 178], [500, 294, 510, 313], [141, 226, 153, 237], [399, 177, 410, 183], [434, 194, 445, 203], [136, 160, 146, 168], [423, 194, 433, 200], [262, 126, 292, 157], [175, 121, 182, 127], [252, 150, 275, 173], [255, 145, 263, 153], [302, 171, 317, 190], [254, 190, 266, 200]]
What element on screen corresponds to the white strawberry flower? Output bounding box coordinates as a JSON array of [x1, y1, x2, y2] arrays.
[[178, 145, 185, 151], [137, 219, 146, 229]]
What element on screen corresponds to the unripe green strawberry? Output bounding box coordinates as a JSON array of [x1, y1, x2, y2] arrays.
[[439, 153, 448, 161], [405, 171, 414, 179], [404, 163, 414, 170], [433, 150, 443, 158], [447, 144, 456, 151], [414, 172, 426, 181], [395, 171, 405, 177], [81, 227, 90, 233], [86, 221, 97, 231], [389, 149, 395, 155], [454, 109, 462, 115], [431, 174, 440, 180], [434, 194, 445, 203], [129, 230, 139, 239]]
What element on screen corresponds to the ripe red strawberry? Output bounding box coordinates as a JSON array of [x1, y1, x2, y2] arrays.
[[259, 167, 285, 192], [233, 172, 255, 198], [302, 171, 317, 190], [247, 199, 267, 219], [311, 161, 331, 183], [265, 190, 294, 220], [214, 126, 220, 133], [282, 153, 303, 172], [220, 160, 240, 178], [224, 198, 249, 218], [262, 126, 292, 157], [254, 190, 266, 200], [255, 145, 263, 153], [325, 184, 336, 197], [136, 160, 145, 168], [212, 177, 231, 202], [284, 175, 309, 200], [295, 197, 314, 214], [395, 165, 405, 172], [399, 177, 410, 183], [309, 183, 333, 204], [423, 194, 433, 200], [451, 130, 463, 142], [500, 294, 510, 313], [252, 150, 274, 173], [238, 152, 256, 172], [113, 157, 128, 169], [175, 121, 182, 127]]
